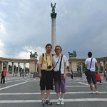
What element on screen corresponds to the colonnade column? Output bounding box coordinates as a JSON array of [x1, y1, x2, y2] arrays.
[[12, 62, 14, 73], [0, 61, 3, 72], [23, 63, 26, 73], [6, 62, 8, 72], [18, 62, 20, 74]]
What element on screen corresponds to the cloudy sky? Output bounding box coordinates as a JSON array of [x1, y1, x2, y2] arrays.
[[0, 0, 107, 59]]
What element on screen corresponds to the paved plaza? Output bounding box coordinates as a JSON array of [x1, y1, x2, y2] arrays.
[[0, 75, 107, 107]]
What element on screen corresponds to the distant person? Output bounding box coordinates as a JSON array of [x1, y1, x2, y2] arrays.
[[53, 45, 67, 105], [104, 69, 107, 81], [1, 67, 6, 84], [38, 43, 53, 106], [19, 70, 22, 77], [85, 52, 98, 93], [96, 71, 102, 83], [70, 70, 73, 79]]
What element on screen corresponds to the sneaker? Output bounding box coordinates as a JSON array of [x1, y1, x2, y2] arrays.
[[60, 98, 64, 105], [42, 100, 45, 106], [45, 100, 52, 105], [57, 99, 61, 105], [90, 91, 94, 94], [95, 91, 99, 94]]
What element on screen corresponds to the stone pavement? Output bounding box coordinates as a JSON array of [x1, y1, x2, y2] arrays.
[[0, 76, 107, 107]]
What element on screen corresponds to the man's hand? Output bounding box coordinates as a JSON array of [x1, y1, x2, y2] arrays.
[[38, 73, 41, 78], [64, 73, 66, 79]]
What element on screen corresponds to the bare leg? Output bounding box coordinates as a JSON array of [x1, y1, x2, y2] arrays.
[[94, 84, 97, 91], [60, 92, 65, 104], [45, 90, 52, 105], [45, 90, 50, 100], [41, 90, 46, 106], [41, 90, 45, 100], [90, 83, 94, 91], [60, 92, 64, 99], [57, 92, 61, 99]]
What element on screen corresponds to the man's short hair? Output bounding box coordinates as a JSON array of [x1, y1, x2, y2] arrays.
[[88, 51, 92, 58], [45, 43, 52, 48]]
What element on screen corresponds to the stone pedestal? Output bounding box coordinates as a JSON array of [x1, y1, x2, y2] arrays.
[[29, 58, 37, 73], [69, 57, 77, 72]]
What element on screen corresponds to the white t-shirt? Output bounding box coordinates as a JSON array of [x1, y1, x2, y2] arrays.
[[53, 54, 67, 74], [85, 57, 97, 72]]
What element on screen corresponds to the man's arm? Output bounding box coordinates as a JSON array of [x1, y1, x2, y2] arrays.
[[95, 61, 98, 71], [85, 59, 87, 69]]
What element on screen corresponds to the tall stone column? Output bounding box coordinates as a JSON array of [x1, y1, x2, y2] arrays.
[[51, 3, 57, 52]]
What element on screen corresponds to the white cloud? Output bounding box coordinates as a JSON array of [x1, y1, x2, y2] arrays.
[[16, 51, 30, 59], [0, 39, 4, 47], [0, 0, 107, 58], [0, 39, 5, 57], [16, 46, 45, 59], [0, 23, 6, 35]]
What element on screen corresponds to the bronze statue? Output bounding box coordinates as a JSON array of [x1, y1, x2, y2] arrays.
[[68, 51, 77, 57], [30, 52, 32, 58], [30, 51, 38, 58], [51, 3, 56, 13]]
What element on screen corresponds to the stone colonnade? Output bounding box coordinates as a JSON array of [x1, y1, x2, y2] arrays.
[[69, 57, 107, 73], [0, 57, 38, 74], [0, 57, 107, 74]]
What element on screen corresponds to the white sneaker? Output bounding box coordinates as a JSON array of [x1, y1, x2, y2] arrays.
[[57, 98, 61, 105], [42, 99, 45, 106], [60, 98, 64, 105], [95, 91, 99, 94]]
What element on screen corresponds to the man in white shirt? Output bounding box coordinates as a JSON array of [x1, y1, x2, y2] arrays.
[[85, 52, 98, 93], [53, 45, 67, 105]]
